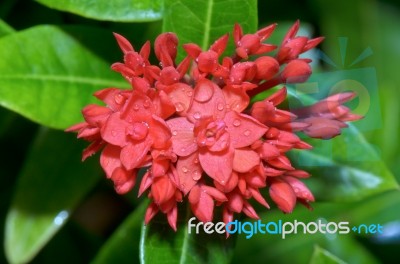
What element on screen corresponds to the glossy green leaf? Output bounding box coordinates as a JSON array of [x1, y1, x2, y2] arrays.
[[0, 25, 129, 130], [140, 204, 236, 264], [5, 128, 101, 264], [91, 201, 147, 264], [310, 246, 347, 264], [36, 0, 163, 22], [163, 0, 258, 60]]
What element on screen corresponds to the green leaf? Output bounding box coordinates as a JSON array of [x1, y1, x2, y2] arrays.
[[91, 201, 148, 264], [309, 246, 347, 264], [140, 204, 236, 264], [5, 128, 101, 264], [163, 0, 258, 60], [0, 25, 129, 130], [36, 0, 163, 22], [285, 88, 398, 202], [0, 18, 15, 37]]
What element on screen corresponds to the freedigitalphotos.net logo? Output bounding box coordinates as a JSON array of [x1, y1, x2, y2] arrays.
[[188, 217, 384, 239]]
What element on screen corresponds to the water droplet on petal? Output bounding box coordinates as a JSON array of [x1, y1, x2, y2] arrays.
[[181, 147, 186, 153], [133, 104, 140, 111], [114, 94, 124, 104], [244, 129, 251, 136], [220, 180, 226, 185], [233, 119, 241, 127], [193, 112, 201, 120], [193, 158, 199, 164], [111, 130, 117, 136], [172, 130, 178, 136], [192, 170, 201, 180], [182, 166, 188, 173], [143, 100, 151, 108], [186, 90, 193, 97], [175, 102, 185, 112], [217, 103, 224, 111]]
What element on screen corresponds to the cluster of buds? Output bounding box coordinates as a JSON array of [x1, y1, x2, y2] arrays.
[[67, 21, 361, 231]]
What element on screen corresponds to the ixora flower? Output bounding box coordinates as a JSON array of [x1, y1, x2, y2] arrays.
[[66, 21, 362, 231]]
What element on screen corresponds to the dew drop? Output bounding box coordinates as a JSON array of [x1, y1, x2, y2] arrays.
[[193, 112, 201, 119], [133, 104, 140, 111], [143, 99, 151, 108], [175, 102, 185, 112], [220, 180, 226, 185], [192, 170, 201, 180], [111, 130, 117, 136], [172, 130, 178, 136], [244, 129, 251, 136], [181, 147, 186, 153], [114, 94, 124, 104], [182, 166, 189, 173], [186, 90, 193, 97], [233, 119, 241, 127], [193, 158, 199, 164], [217, 103, 224, 111]]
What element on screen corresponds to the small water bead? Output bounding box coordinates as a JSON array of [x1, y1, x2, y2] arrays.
[[111, 130, 117, 136], [244, 129, 251, 136], [133, 104, 140, 111], [192, 170, 201, 180], [217, 103, 224, 111], [193, 158, 199, 164], [233, 119, 241, 127], [186, 90, 193, 97], [175, 102, 185, 112], [143, 99, 151, 108], [193, 112, 201, 119], [182, 166, 189, 173], [114, 94, 124, 104], [172, 130, 178, 136]]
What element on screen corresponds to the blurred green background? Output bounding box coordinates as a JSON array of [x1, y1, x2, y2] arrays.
[[1, 0, 400, 263]]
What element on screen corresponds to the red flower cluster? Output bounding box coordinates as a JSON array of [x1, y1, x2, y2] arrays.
[[67, 21, 361, 230]]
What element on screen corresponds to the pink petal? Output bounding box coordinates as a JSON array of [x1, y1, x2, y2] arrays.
[[101, 112, 129, 147], [283, 176, 315, 202], [242, 201, 259, 219], [113, 33, 134, 54], [165, 83, 193, 116], [224, 111, 268, 148], [227, 191, 243, 213], [120, 140, 151, 170], [121, 91, 153, 122], [94, 88, 128, 111], [176, 152, 202, 194], [111, 167, 137, 194], [199, 146, 234, 185], [82, 104, 112, 126], [167, 117, 197, 157], [100, 144, 122, 178], [82, 140, 103, 161], [233, 148, 260, 173], [202, 185, 228, 202]]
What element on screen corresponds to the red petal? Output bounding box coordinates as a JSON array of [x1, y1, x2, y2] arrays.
[[242, 201, 259, 219], [176, 152, 202, 195], [120, 140, 150, 170], [191, 190, 214, 222], [167, 206, 178, 231], [199, 146, 234, 185], [121, 91, 153, 122], [145, 202, 159, 224], [165, 83, 193, 116], [249, 188, 270, 208], [167, 117, 197, 157], [283, 176, 315, 202], [224, 111, 268, 148], [187, 79, 226, 122], [82, 104, 112, 126], [222, 85, 250, 113], [113, 33, 134, 54], [210, 34, 229, 56], [111, 167, 136, 194], [202, 185, 227, 202], [82, 140, 103, 161], [227, 191, 243, 213], [101, 112, 129, 147], [100, 144, 122, 178], [150, 115, 172, 149], [269, 179, 296, 213], [151, 175, 176, 204], [138, 171, 152, 197], [233, 148, 260, 173]]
